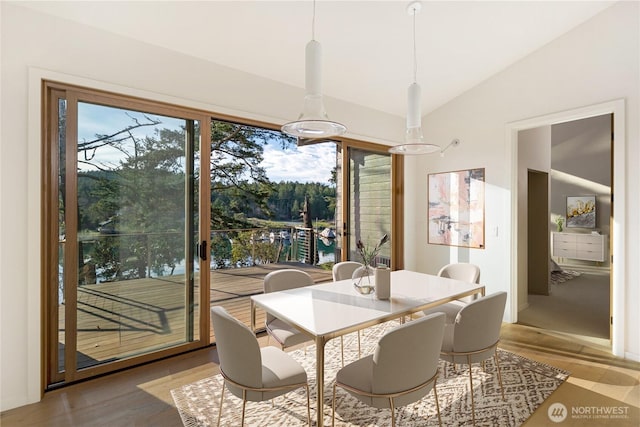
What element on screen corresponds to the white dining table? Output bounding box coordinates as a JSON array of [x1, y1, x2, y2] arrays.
[[250, 269, 485, 427]]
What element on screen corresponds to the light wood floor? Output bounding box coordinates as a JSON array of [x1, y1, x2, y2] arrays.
[[500, 324, 639, 426], [2, 322, 638, 426]]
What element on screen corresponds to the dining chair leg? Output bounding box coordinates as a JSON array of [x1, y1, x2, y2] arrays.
[[241, 390, 247, 427], [217, 382, 226, 427], [389, 397, 396, 427], [433, 384, 443, 427], [338, 332, 360, 366], [305, 384, 311, 426], [494, 353, 505, 401], [331, 383, 338, 427], [467, 356, 476, 426]]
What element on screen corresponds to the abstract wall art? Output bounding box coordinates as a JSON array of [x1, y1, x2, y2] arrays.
[[566, 195, 596, 228], [428, 168, 485, 248]]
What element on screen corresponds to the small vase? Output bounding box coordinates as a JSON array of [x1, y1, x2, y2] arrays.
[[353, 264, 375, 295], [355, 264, 373, 281], [374, 266, 390, 300]]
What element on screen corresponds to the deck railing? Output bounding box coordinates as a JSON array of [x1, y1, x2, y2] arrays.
[[60, 225, 334, 288], [209, 226, 323, 269], [57, 226, 336, 369]]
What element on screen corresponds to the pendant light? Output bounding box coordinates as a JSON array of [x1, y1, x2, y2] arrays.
[[281, 0, 346, 140], [389, 1, 440, 155]]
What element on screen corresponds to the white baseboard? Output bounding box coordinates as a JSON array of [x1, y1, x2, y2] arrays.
[[625, 351, 640, 362], [557, 263, 610, 274]]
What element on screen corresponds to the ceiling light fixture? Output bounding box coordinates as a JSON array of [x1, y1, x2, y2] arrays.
[[389, 1, 440, 155], [281, 0, 346, 141]]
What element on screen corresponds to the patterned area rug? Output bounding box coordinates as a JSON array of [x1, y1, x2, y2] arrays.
[[550, 269, 581, 286], [171, 322, 569, 426]]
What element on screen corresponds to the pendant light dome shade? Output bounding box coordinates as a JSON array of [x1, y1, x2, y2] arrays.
[[281, 37, 346, 138]]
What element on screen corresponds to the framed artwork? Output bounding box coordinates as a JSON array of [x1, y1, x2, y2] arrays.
[[566, 195, 596, 228], [428, 168, 485, 248]]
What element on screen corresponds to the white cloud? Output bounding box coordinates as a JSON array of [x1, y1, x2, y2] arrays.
[[262, 142, 335, 184]]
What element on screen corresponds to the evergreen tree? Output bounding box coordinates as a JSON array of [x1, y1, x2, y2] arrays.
[[209, 120, 294, 229]]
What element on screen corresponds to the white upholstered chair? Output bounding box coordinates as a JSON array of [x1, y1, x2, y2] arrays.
[[439, 291, 507, 426], [210, 306, 311, 427], [332, 261, 362, 282], [332, 312, 446, 427], [263, 269, 314, 350], [422, 262, 481, 323], [437, 263, 480, 292]]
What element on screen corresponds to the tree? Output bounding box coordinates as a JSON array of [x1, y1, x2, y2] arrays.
[[81, 121, 187, 281], [73, 111, 330, 280], [210, 233, 232, 269], [209, 120, 295, 229]]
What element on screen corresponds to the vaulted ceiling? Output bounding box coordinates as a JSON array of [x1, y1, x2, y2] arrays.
[[19, 1, 614, 117]]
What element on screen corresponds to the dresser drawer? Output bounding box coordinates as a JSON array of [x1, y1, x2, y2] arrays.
[[576, 234, 602, 245], [554, 247, 575, 257], [553, 241, 575, 251], [577, 249, 604, 261], [553, 234, 577, 244]]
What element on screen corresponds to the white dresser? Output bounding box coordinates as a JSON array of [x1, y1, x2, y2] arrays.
[[551, 232, 607, 262]]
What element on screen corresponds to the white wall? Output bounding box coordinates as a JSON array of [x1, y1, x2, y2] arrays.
[[551, 115, 612, 268], [404, 1, 638, 358], [517, 126, 551, 310], [552, 115, 612, 195], [0, 3, 405, 411]]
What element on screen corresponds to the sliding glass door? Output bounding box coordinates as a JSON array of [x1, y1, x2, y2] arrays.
[[45, 84, 210, 385], [335, 143, 399, 267], [347, 147, 392, 265], [43, 83, 402, 388]]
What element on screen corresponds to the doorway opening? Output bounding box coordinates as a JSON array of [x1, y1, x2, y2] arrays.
[[508, 99, 625, 357], [520, 115, 611, 345]]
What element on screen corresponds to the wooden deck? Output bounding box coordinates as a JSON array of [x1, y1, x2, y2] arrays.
[[60, 262, 332, 369]]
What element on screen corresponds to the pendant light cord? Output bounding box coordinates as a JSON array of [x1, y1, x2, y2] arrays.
[[412, 7, 417, 83], [311, 0, 316, 41]]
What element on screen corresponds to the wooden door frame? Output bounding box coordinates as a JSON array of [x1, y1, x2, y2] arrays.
[[41, 81, 212, 387], [337, 139, 404, 269]]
